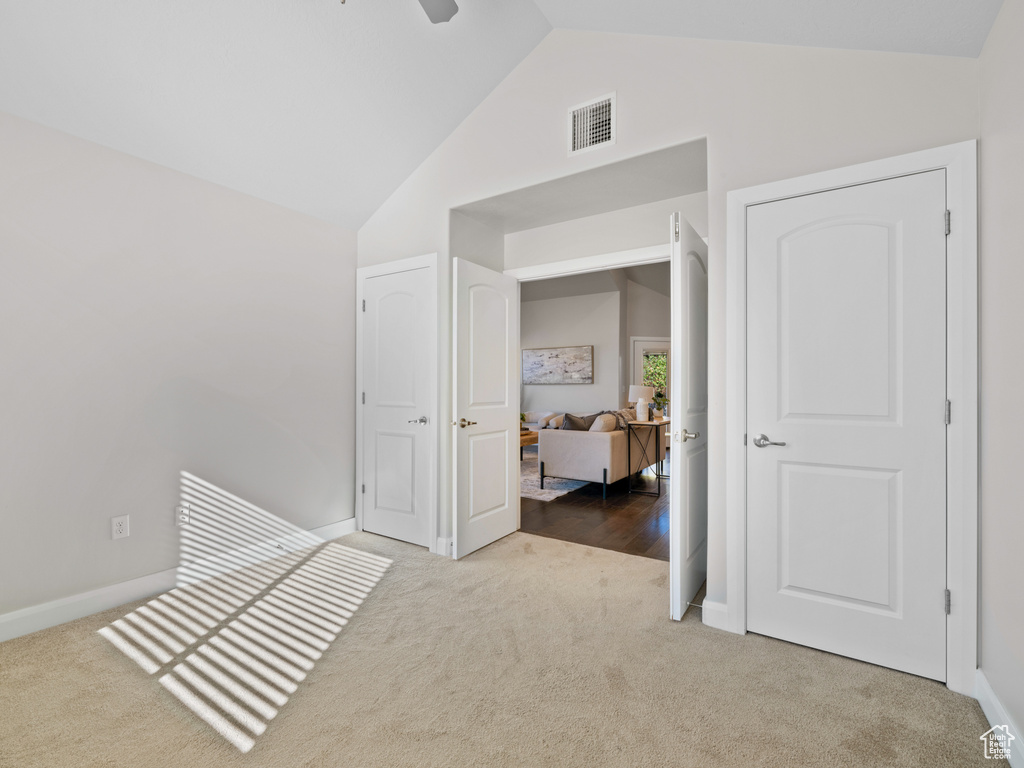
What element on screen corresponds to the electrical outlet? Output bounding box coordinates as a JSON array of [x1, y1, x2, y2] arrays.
[[111, 514, 130, 540], [176, 505, 190, 526]]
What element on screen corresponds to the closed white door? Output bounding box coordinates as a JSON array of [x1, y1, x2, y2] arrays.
[[361, 265, 436, 548], [453, 258, 519, 559], [746, 170, 947, 680], [670, 214, 709, 619]]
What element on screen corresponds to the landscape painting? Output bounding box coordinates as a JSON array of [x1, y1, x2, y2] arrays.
[[522, 345, 594, 385]]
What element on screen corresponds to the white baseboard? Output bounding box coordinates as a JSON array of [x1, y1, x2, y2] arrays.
[[311, 517, 357, 541], [976, 669, 1023, 767], [0, 516, 358, 645], [434, 537, 452, 557], [700, 598, 732, 632]]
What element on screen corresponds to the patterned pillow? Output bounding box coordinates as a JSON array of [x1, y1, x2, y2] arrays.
[[611, 409, 636, 430]]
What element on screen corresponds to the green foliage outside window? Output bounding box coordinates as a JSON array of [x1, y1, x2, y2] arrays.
[[642, 353, 668, 398]]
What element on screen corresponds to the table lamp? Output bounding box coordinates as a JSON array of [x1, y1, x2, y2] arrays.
[[628, 385, 655, 422]]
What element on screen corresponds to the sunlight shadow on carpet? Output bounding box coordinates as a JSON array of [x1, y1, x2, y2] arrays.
[[99, 473, 391, 753]]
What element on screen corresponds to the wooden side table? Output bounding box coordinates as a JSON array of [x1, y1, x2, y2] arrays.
[[626, 419, 670, 495]]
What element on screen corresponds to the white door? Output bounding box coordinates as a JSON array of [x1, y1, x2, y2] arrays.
[[746, 170, 947, 680], [669, 214, 709, 619], [452, 258, 520, 559], [360, 262, 436, 548]]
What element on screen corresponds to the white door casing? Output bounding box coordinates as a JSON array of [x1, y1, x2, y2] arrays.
[[356, 256, 437, 548], [453, 258, 520, 559], [670, 214, 709, 620], [723, 141, 977, 696], [745, 170, 948, 680]]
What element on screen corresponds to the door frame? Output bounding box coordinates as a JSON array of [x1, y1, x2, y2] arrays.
[[507, 241, 698, 617], [355, 253, 441, 550], [720, 140, 978, 696]]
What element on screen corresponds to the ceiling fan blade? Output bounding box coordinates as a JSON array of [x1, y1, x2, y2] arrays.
[[418, 0, 458, 24]]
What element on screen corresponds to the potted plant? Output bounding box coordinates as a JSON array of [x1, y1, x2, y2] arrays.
[[651, 393, 669, 420]]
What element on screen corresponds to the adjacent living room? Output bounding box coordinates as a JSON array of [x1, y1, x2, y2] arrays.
[[518, 262, 673, 561]]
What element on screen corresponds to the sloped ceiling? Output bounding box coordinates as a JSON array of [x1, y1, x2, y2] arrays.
[[0, 1, 1003, 230], [0, 0, 551, 229], [532, 0, 1005, 58]]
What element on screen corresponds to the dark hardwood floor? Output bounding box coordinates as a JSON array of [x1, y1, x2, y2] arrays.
[[520, 456, 670, 561]]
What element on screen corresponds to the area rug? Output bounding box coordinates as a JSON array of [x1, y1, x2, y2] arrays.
[[520, 448, 587, 501]]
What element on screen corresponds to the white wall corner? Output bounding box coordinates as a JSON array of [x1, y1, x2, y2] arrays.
[[434, 537, 452, 557], [976, 669, 1024, 768], [0, 517, 358, 645], [700, 598, 735, 632]]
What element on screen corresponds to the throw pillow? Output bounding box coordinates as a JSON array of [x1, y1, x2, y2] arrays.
[[537, 412, 557, 428], [547, 414, 565, 429], [589, 413, 617, 432], [611, 409, 637, 431], [561, 412, 601, 431]]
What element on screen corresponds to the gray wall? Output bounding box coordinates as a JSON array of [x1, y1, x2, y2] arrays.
[[979, 0, 1024, 735], [0, 113, 358, 615], [521, 291, 620, 415], [521, 266, 671, 416], [626, 276, 671, 341]]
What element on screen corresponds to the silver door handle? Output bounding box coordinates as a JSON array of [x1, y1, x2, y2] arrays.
[[452, 418, 477, 428], [752, 433, 786, 448], [681, 430, 700, 442], [407, 416, 428, 425]]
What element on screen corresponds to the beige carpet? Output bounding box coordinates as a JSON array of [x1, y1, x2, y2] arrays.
[[0, 532, 992, 767]]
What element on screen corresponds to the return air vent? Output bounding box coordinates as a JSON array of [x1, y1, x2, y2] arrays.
[[568, 93, 616, 156]]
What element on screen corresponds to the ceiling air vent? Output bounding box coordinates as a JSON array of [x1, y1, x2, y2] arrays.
[[568, 93, 616, 156]]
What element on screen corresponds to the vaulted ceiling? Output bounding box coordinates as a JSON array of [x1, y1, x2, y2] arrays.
[[0, 1, 1004, 230]]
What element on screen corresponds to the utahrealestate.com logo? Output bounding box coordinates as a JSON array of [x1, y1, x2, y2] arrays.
[[980, 725, 1015, 761]]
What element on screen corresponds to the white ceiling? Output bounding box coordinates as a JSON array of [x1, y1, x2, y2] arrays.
[[533, 0, 1005, 58], [0, 1, 1004, 230], [0, 0, 551, 229]]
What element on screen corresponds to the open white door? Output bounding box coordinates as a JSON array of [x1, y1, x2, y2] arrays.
[[452, 258, 520, 559], [669, 214, 709, 620]]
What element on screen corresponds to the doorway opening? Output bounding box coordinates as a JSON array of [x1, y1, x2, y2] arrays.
[[445, 138, 710, 618], [516, 263, 673, 561]]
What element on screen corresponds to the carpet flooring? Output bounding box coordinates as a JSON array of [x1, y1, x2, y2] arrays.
[[0, 532, 992, 767]]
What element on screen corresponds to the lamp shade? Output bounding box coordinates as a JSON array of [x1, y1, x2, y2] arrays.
[[628, 385, 655, 403]]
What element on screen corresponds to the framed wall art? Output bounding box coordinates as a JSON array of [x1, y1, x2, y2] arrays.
[[522, 345, 594, 385]]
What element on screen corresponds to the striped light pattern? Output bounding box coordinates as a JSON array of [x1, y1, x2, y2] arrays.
[[99, 474, 391, 753]]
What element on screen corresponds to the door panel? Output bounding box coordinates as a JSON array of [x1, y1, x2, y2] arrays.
[[453, 258, 519, 559], [746, 170, 947, 680], [362, 265, 435, 548], [670, 214, 709, 619]]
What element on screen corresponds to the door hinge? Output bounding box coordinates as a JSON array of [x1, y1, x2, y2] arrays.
[[944, 588, 951, 615], [362, 392, 365, 405], [361, 484, 365, 494], [743, 433, 747, 446], [362, 299, 366, 312], [674, 218, 680, 242], [944, 210, 951, 236], [945, 400, 951, 425]]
